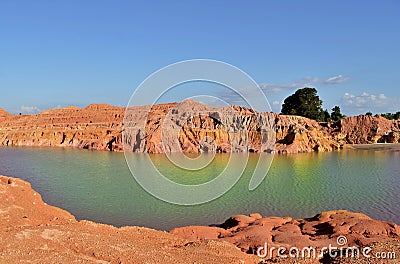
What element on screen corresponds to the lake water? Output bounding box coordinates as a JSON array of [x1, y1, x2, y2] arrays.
[[0, 146, 399, 230]]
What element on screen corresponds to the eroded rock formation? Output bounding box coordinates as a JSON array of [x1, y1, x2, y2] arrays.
[[335, 115, 400, 144], [0, 104, 124, 151], [171, 210, 400, 260], [0, 108, 9, 121], [275, 114, 341, 153], [0, 101, 399, 153]]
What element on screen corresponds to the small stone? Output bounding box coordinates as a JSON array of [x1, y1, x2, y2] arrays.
[[249, 213, 262, 219]]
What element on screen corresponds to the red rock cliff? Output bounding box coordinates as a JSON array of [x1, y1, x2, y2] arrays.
[[0, 108, 9, 120], [0, 104, 124, 151], [337, 115, 400, 144], [0, 102, 398, 153]]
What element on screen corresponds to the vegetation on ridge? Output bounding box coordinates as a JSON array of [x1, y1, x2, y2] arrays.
[[281, 87, 345, 122]]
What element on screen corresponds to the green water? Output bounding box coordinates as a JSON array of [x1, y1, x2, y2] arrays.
[[0, 146, 399, 230]]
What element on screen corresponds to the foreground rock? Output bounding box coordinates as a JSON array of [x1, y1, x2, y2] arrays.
[[170, 213, 400, 263], [171, 211, 400, 251], [0, 101, 399, 154], [0, 176, 257, 263]]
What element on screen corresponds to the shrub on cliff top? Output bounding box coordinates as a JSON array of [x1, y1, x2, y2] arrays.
[[381, 112, 400, 120], [330, 106, 345, 122]]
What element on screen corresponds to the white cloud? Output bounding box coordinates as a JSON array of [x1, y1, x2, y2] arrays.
[[217, 74, 351, 112], [259, 77, 320, 95], [20, 106, 40, 113], [323, 75, 351, 84], [340, 92, 398, 114], [271, 100, 281, 112], [259, 75, 350, 96]]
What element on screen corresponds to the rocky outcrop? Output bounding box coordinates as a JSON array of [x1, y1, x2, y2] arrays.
[[275, 115, 340, 153], [171, 210, 400, 260], [0, 108, 9, 121], [385, 131, 400, 143], [0, 101, 399, 153], [336, 115, 400, 144], [123, 101, 279, 153], [0, 104, 124, 151], [0, 175, 257, 263]]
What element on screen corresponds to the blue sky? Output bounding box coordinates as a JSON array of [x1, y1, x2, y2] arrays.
[[0, 0, 399, 116]]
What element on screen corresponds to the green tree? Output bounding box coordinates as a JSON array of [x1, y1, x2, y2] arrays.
[[323, 109, 331, 122], [365, 111, 373, 116], [281, 87, 324, 121], [382, 113, 394, 120], [380, 112, 400, 120], [330, 106, 345, 121]]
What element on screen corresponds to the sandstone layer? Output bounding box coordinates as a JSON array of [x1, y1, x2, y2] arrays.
[[1, 175, 399, 263], [0, 101, 399, 154], [0, 108, 10, 120], [0, 104, 124, 151], [337, 115, 400, 144]]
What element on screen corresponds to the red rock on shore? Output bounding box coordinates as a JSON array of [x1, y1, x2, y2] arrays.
[[171, 211, 400, 261]]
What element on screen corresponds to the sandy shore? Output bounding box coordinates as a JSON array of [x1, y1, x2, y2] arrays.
[[348, 143, 400, 151]]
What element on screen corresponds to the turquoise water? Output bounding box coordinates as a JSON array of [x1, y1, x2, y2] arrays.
[[0, 146, 399, 230]]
